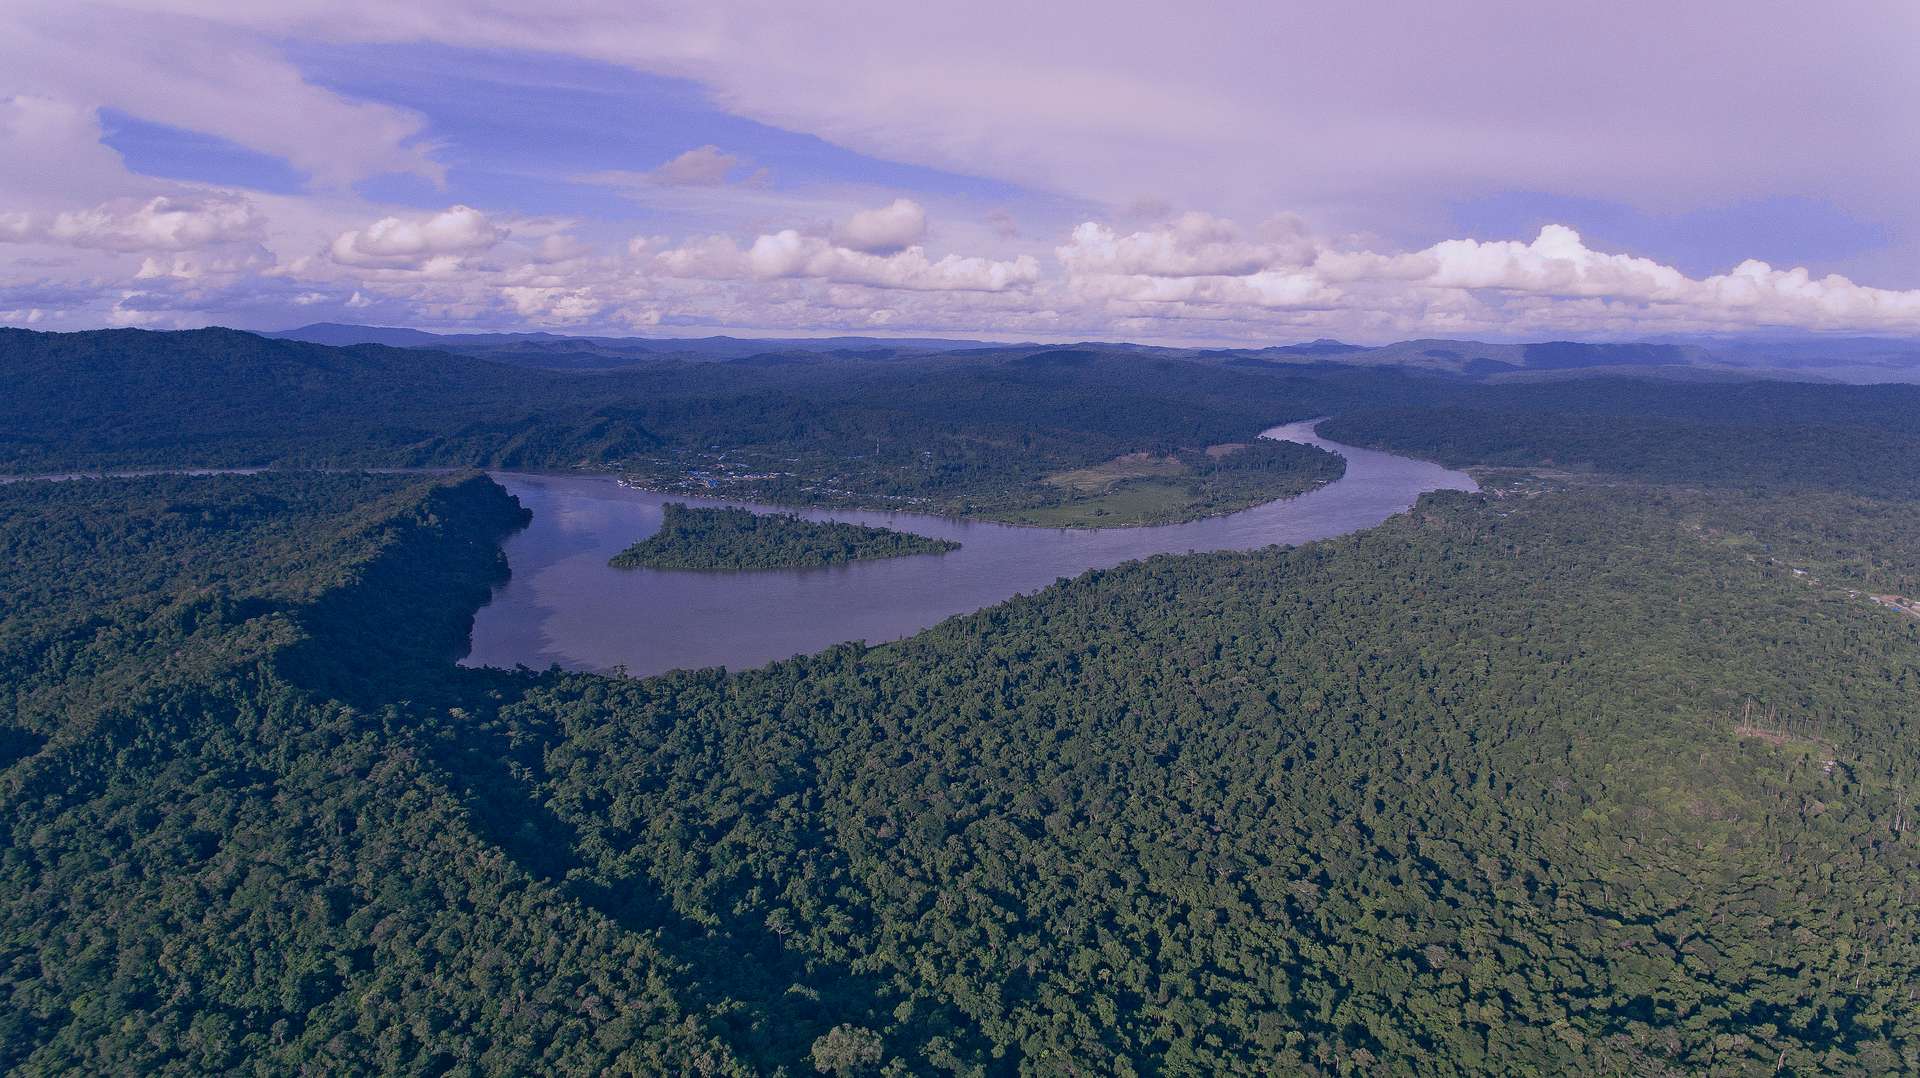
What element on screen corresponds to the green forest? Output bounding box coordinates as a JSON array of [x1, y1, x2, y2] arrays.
[[4, 329, 1920, 1073], [610, 504, 959, 570], [0, 329, 1363, 524], [20, 326, 1919, 522]]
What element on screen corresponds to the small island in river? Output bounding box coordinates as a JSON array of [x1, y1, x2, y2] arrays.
[[609, 503, 960, 570]]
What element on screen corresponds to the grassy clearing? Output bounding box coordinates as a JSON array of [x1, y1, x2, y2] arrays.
[[989, 440, 1344, 527], [988, 479, 1199, 527], [1043, 451, 1188, 493]]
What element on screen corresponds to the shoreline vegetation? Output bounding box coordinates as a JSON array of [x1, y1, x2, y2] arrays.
[[608, 503, 960, 570]]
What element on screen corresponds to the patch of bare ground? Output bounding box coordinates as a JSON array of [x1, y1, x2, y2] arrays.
[[1872, 594, 1920, 619], [1044, 451, 1187, 492]]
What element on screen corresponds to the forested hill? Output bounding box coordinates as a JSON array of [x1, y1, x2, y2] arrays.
[[0, 327, 1367, 473], [0, 327, 1375, 519], [0, 473, 727, 1074], [11, 326, 1920, 466], [0, 327, 669, 470], [12, 327, 1920, 500], [609, 504, 959, 570], [1322, 402, 1920, 500]]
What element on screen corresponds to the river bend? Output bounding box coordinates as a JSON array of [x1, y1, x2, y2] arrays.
[[461, 420, 1476, 677]]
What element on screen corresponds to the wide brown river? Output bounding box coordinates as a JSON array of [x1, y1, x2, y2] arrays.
[[461, 420, 1475, 676]]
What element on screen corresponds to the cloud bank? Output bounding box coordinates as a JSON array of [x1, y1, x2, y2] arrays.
[[17, 186, 1918, 341]]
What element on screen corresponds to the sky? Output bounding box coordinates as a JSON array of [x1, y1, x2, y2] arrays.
[[2, 1, 1917, 344]]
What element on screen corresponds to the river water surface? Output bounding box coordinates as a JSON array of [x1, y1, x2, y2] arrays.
[[462, 420, 1475, 677]]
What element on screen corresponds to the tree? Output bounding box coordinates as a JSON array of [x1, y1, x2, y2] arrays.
[[810, 1025, 885, 1076]]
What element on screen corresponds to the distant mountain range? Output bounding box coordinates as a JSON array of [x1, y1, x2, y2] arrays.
[[267, 322, 1920, 382], [264, 323, 1004, 368], [1211, 336, 1920, 383]]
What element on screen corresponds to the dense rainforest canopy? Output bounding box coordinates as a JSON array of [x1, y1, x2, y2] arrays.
[[4, 329, 1920, 1073], [609, 504, 959, 570]]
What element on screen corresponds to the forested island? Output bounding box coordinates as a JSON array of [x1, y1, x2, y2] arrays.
[[979, 436, 1344, 526], [4, 327, 1920, 1073], [609, 503, 958, 569]]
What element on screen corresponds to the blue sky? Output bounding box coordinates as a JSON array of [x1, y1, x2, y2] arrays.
[[290, 45, 1045, 215], [2, 1, 1916, 342], [102, 44, 1071, 228], [101, 109, 310, 195]]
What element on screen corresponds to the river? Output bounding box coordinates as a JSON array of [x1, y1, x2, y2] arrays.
[[461, 420, 1475, 677]]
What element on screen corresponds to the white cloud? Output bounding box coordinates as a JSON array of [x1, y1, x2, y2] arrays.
[[18, 1, 1915, 293], [5, 3, 441, 189], [1066, 267, 1339, 311], [656, 226, 1038, 293], [134, 249, 268, 280], [650, 234, 750, 278], [11, 4, 1900, 340], [834, 198, 926, 254], [1046, 218, 1920, 338], [0, 95, 140, 203], [0, 213, 35, 244], [1411, 225, 1693, 298], [527, 233, 593, 264], [1689, 261, 1920, 327], [1390, 226, 1920, 329], [577, 147, 756, 195], [626, 234, 667, 258], [22, 194, 265, 252], [647, 145, 742, 186], [2, 70, 1915, 347], [1055, 212, 1334, 312], [834, 247, 1040, 293], [501, 284, 603, 323], [329, 205, 501, 269], [1057, 213, 1314, 278]]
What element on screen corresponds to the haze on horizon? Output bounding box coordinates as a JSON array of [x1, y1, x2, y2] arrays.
[[2, 0, 1917, 344]]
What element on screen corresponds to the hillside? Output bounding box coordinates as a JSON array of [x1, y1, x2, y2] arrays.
[[268, 324, 1920, 383], [0, 327, 666, 470], [267, 323, 998, 367], [0, 474, 749, 1074], [0, 328, 1378, 522]]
